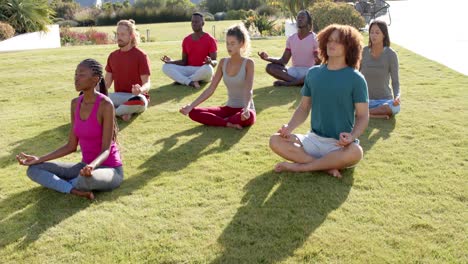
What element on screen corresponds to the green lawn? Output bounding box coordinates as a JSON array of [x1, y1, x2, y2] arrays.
[[0, 22, 467, 263]]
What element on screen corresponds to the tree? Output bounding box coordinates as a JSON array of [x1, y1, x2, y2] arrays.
[[0, 0, 55, 34], [268, 0, 329, 20], [50, 0, 79, 20]]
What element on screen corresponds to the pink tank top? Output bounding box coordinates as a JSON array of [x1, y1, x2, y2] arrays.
[[73, 93, 122, 167]]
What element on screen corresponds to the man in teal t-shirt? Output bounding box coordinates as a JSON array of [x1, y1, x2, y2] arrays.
[[269, 24, 369, 178]]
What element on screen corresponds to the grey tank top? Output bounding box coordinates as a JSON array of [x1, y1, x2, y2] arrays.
[[222, 58, 255, 110]]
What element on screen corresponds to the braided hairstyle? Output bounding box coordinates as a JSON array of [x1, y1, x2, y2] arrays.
[[79, 58, 108, 95], [78, 58, 118, 141]]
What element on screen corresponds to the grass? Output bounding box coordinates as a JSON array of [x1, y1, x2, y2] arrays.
[[0, 21, 467, 263], [71, 20, 242, 42]]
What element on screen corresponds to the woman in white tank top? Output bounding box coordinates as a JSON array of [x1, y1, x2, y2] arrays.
[[179, 24, 255, 129]]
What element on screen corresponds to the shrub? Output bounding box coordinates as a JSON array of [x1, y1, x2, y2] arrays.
[[255, 5, 279, 17], [243, 14, 275, 36], [74, 8, 101, 27], [226, 9, 246, 20], [57, 20, 79, 27], [60, 27, 114, 46], [311, 1, 365, 32], [0, 0, 54, 34], [214, 12, 226, 21], [0, 22, 15, 41]]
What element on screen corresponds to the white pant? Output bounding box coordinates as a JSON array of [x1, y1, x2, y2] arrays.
[[162, 63, 214, 85], [109, 92, 148, 116]]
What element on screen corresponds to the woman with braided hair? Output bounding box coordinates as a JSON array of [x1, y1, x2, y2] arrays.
[[17, 59, 123, 200]]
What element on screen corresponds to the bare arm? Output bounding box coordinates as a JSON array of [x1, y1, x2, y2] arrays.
[[132, 75, 151, 95], [278, 96, 311, 138], [17, 99, 80, 166], [105, 72, 113, 90], [351, 102, 369, 140], [161, 53, 188, 66], [286, 96, 311, 131], [242, 59, 255, 113], [207, 51, 218, 67], [180, 59, 224, 115], [258, 49, 292, 66]]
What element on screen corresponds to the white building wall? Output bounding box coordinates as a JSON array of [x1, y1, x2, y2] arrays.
[[0, 25, 61, 53]]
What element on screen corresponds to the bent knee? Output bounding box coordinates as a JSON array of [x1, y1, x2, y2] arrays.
[[345, 143, 364, 164], [265, 63, 275, 75], [162, 63, 174, 74], [269, 133, 284, 151]]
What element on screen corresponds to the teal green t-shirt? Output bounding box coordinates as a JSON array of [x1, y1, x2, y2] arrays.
[[301, 65, 368, 140]]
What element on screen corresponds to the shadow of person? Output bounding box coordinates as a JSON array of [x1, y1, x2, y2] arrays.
[[107, 125, 250, 198], [147, 83, 206, 108], [212, 169, 354, 263], [360, 117, 396, 152], [0, 187, 90, 249], [0, 124, 70, 168], [252, 86, 302, 115]]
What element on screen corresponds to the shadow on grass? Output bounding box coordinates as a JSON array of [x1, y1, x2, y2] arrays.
[[0, 124, 249, 250], [115, 125, 250, 196], [361, 117, 396, 152], [213, 169, 354, 263], [253, 85, 302, 115], [0, 187, 90, 249], [0, 124, 70, 168], [147, 83, 206, 108]]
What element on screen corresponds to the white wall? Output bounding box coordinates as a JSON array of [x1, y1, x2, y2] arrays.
[[0, 25, 61, 53], [285, 19, 297, 37]]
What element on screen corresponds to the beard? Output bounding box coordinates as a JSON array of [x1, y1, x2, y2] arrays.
[[118, 40, 130, 48]]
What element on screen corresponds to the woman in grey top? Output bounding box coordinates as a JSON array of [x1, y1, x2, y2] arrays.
[[360, 20, 400, 119], [180, 24, 255, 129]]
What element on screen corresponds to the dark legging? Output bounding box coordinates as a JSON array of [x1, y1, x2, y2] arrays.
[[188, 106, 256, 127]]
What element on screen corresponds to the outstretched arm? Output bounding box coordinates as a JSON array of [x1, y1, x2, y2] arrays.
[[17, 99, 80, 166], [180, 59, 224, 115], [241, 59, 255, 120], [258, 49, 292, 66], [278, 96, 311, 138]]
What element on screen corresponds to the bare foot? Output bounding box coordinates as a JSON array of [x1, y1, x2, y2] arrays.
[[121, 114, 132, 122], [274, 162, 296, 172], [189, 81, 201, 89], [226, 122, 242, 130], [370, 114, 390, 119], [325, 169, 342, 178], [273, 80, 290, 86], [71, 188, 95, 200]]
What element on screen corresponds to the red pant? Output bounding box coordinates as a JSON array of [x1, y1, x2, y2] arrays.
[[189, 106, 256, 127]]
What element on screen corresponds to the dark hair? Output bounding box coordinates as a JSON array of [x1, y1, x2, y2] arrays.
[[317, 24, 363, 69], [79, 58, 107, 95], [192, 12, 204, 20], [368, 20, 390, 47], [78, 58, 118, 141], [299, 10, 313, 28]]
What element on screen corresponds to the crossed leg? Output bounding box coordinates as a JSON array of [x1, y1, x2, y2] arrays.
[[370, 104, 393, 119], [266, 63, 303, 86], [269, 133, 363, 178]]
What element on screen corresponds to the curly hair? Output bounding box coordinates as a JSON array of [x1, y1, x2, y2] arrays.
[[317, 24, 363, 69]]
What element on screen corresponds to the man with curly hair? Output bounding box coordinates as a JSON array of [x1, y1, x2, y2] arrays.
[[269, 24, 369, 178]]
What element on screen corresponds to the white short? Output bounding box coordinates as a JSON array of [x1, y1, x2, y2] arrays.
[[295, 132, 342, 158], [287, 66, 309, 80]]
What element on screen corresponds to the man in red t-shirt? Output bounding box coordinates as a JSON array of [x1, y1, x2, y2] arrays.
[[161, 12, 217, 88], [105, 19, 151, 121]]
